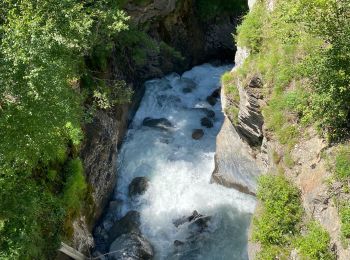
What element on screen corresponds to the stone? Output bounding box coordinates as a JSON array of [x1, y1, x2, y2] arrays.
[[183, 87, 193, 93], [206, 96, 217, 106], [192, 129, 204, 140], [108, 211, 141, 245], [173, 210, 204, 228], [181, 78, 196, 94], [201, 117, 214, 128], [142, 117, 173, 130], [188, 216, 212, 233], [128, 177, 150, 197], [203, 109, 215, 118], [211, 118, 261, 196], [235, 75, 264, 147], [174, 240, 185, 247], [109, 233, 154, 260], [210, 88, 221, 99]]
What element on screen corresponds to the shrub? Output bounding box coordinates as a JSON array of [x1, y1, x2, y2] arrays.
[[340, 205, 350, 241], [62, 158, 87, 216], [334, 145, 350, 181], [236, 1, 267, 53], [297, 221, 334, 260], [253, 175, 303, 245]]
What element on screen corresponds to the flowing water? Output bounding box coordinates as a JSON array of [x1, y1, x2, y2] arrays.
[[112, 64, 256, 259]]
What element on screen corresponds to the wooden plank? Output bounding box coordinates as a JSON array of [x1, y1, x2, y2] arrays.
[[59, 242, 87, 260]]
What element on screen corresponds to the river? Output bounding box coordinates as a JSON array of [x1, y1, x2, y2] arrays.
[[103, 63, 256, 259]]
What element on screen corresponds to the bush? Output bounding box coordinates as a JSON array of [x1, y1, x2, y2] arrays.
[[334, 145, 350, 181], [236, 1, 267, 53], [253, 175, 303, 245], [62, 158, 87, 216], [297, 221, 334, 260], [340, 205, 350, 241]]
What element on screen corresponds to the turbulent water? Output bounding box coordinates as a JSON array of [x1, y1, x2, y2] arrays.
[[113, 64, 256, 259]]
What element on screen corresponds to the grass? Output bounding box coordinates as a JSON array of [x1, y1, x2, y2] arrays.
[[253, 174, 303, 246], [297, 221, 334, 259]]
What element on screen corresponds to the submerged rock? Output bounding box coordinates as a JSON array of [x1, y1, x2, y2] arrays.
[[181, 78, 197, 93], [173, 210, 204, 228], [188, 216, 212, 233], [109, 233, 154, 260], [206, 95, 217, 106], [201, 117, 214, 128], [108, 211, 141, 245], [192, 129, 204, 140], [129, 177, 150, 197], [143, 117, 173, 130], [211, 88, 221, 99], [174, 240, 185, 247], [203, 109, 215, 118]]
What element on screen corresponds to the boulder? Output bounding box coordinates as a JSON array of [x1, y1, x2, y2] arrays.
[[173, 210, 204, 228], [210, 88, 221, 99], [192, 129, 204, 140], [203, 109, 215, 118], [142, 117, 173, 130], [109, 233, 154, 260], [188, 216, 212, 233], [174, 240, 185, 247], [129, 177, 150, 197], [201, 117, 214, 128], [181, 78, 197, 93], [108, 211, 141, 245], [206, 96, 217, 106]]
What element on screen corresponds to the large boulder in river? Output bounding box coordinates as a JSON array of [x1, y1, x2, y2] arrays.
[[201, 117, 214, 128], [129, 177, 150, 197], [109, 233, 154, 260], [143, 117, 173, 130], [108, 211, 141, 245], [192, 129, 204, 140]]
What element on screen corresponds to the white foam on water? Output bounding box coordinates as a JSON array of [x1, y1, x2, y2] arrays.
[[113, 64, 257, 260]]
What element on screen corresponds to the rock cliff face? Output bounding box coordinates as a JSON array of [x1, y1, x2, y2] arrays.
[[236, 75, 264, 147], [212, 118, 261, 196], [68, 0, 248, 254]]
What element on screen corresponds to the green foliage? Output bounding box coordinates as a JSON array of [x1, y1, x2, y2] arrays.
[[253, 175, 303, 246], [297, 221, 334, 260], [0, 175, 64, 259], [299, 0, 350, 140], [62, 158, 87, 216], [236, 0, 350, 141], [196, 0, 248, 20], [236, 1, 267, 53], [283, 152, 295, 169], [222, 72, 240, 125], [340, 205, 350, 241], [92, 80, 133, 110], [115, 27, 158, 66], [334, 145, 350, 181], [0, 0, 129, 258]]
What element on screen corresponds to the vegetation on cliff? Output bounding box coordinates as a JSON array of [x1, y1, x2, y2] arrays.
[[234, 0, 349, 258], [0, 0, 131, 258]]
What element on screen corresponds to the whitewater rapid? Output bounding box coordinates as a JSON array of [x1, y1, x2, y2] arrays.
[[113, 64, 256, 259]]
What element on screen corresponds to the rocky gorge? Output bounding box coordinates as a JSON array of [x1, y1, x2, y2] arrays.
[[65, 0, 251, 256], [61, 0, 350, 259]]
